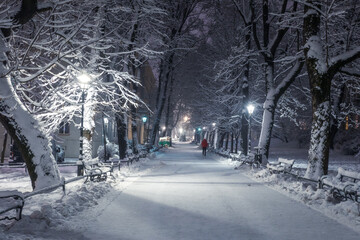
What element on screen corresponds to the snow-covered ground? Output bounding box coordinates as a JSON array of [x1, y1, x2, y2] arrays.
[[0, 142, 359, 239]]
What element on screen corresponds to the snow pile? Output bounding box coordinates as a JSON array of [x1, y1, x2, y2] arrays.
[[0, 155, 161, 239], [223, 158, 360, 234]]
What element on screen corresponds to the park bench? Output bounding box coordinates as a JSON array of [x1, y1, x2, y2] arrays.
[[83, 159, 114, 182], [0, 190, 24, 221], [267, 158, 295, 174], [234, 153, 261, 169], [319, 167, 360, 202], [230, 152, 241, 161], [119, 154, 140, 167]]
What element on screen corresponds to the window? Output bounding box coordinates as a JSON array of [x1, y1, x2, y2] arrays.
[[59, 122, 70, 134]]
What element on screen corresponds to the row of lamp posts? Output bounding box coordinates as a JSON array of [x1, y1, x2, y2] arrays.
[[195, 104, 255, 156]]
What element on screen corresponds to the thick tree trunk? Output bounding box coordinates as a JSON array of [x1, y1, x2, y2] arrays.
[[213, 129, 218, 149], [0, 79, 61, 190], [116, 114, 127, 159], [235, 136, 239, 154], [258, 99, 276, 163], [1, 132, 7, 163], [225, 133, 229, 151], [150, 56, 173, 145], [303, 0, 331, 178], [241, 31, 251, 156], [0, 35, 60, 189], [306, 100, 331, 178]]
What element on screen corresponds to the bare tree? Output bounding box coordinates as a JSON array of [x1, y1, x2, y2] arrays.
[[303, 0, 360, 178]]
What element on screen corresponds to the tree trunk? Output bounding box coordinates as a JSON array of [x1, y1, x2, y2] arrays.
[[230, 132, 234, 153], [0, 79, 61, 190], [258, 99, 276, 162], [235, 136, 239, 154], [213, 129, 218, 149], [303, 0, 330, 178], [225, 133, 229, 151], [241, 29, 251, 156], [150, 55, 173, 145], [1, 132, 7, 163], [116, 114, 127, 159]]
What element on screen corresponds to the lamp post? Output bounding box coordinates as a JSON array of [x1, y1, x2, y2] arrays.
[[162, 126, 166, 137], [103, 116, 108, 161], [247, 104, 255, 155], [77, 73, 91, 176], [142, 116, 148, 144]]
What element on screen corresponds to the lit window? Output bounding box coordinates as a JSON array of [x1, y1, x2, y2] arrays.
[[59, 122, 70, 134]]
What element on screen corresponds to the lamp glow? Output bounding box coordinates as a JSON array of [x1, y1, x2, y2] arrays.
[[247, 104, 255, 115]]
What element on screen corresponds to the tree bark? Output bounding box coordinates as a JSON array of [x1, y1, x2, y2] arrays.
[[116, 114, 127, 159], [1, 132, 7, 163], [303, 0, 331, 178]]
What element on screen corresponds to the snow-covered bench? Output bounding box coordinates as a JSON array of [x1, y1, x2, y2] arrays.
[[83, 159, 114, 182], [267, 158, 295, 174], [120, 154, 140, 166], [230, 152, 241, 161], [319, 168, 360, 202], [234, 153, 261, 169], [0, 190, 24, 221]]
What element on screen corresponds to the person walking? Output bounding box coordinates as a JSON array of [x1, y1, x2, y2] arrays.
[[201, 138, 208, 157]]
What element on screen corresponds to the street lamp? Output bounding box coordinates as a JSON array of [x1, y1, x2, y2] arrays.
[[103, 116, 108, 162], [142, 116, 148, 144], [77, 73, 91, 176], [247, 104, 255, 155]]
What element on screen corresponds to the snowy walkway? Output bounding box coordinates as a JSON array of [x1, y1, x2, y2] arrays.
[[78, 143, 359, 240]]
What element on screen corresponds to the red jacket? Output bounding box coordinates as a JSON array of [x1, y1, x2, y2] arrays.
[[201, 139, 208, 148]]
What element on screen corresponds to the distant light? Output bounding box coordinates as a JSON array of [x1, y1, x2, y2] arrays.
[[180, 128, 183, 133], [104, 117, 109, 124], [203, 127, 206, 130], [197, 128, 201, 131], [142, 116, 148, 123], [184, 116, 189, 122], [212, 123, 216, 127], [162, 126, 166, 130], [247, 104, 255, 115]]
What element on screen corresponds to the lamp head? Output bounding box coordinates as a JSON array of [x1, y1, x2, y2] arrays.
[[77, 73, 91, 89], [247, 104, 255, 115]]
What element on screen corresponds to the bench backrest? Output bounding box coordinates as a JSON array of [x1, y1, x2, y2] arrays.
[[337, 167, 360, 182], [278, 158, 295, 166]]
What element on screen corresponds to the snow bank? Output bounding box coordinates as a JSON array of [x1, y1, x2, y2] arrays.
[[0, 155, 161, 239], [221, 158, 360, 234]]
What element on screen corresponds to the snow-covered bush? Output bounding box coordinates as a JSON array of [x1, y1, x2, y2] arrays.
[[97, 143, 119, 161]]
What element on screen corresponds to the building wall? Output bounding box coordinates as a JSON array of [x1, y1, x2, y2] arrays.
[[55, 115, 117, 159]]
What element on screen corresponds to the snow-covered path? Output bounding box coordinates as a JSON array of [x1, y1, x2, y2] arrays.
[[78, 143, 359, 240]]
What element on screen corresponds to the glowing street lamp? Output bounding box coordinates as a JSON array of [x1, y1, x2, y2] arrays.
[[247, 104, 255, 155], [77, 72, 91, 176], [247, 104, 255, 115]]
